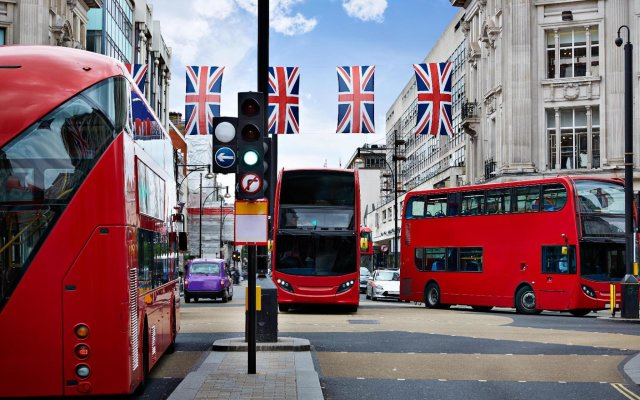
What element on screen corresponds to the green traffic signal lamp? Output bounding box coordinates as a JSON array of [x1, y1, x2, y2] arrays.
[[242, 149, 260, 166]]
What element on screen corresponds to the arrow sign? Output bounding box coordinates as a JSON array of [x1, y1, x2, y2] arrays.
[[240, 173, 262, 194], [214, 147, 236, 169]]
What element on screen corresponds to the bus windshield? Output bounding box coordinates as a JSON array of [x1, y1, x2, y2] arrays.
[[0, 78, 124, 309], [575, 180, 625, 214], [275, 234, 357, 276]]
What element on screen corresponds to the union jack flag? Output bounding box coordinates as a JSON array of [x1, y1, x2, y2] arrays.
[[268, 66, 300, 134], [413, 63, 453, 136], [336, 65, 375, 134], [185, 66, 224, 135], [124, 63, 148, 94]]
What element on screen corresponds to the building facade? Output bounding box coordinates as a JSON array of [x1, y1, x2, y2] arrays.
[[0, 0, 101, 47], [368, 0, 640, 264]]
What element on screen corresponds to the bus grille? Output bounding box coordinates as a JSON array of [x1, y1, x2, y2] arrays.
[[129, 268, 139, 371]]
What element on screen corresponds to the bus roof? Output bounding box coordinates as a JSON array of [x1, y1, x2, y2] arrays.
[[405, 176, 623, 197], [0, 46, 125, 145]]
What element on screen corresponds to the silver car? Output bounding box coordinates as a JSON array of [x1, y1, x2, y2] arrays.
[[366, 269, 400, 301], [359, 267, 371, 293]]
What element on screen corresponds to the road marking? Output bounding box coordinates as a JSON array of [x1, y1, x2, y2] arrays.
[[611, 383, 640, 400]]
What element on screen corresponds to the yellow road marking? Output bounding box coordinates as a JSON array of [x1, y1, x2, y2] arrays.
[[611, 383, 640, 400]]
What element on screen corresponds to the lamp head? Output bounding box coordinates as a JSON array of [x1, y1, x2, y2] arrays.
[[615, 36, 623, 47], [205, 171, 215, 179]]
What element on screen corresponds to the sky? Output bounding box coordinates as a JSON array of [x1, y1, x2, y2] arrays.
[[148, 0, 458, 187]]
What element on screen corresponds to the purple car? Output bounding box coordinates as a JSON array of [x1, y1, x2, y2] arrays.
[[184, 258, 234, 303]]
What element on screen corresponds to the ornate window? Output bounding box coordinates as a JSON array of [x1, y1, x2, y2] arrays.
[[546, 27, 599, 79], [546, 107, 600, 170]]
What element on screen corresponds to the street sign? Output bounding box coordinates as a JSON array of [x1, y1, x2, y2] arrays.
[[380, 245, 389, 253], [235, 199, 268, 245], [239, 173, 263, 195], [214, 147, 236, 170]]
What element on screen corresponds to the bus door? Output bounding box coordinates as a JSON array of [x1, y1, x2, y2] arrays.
[[537, 245, 576, 310]]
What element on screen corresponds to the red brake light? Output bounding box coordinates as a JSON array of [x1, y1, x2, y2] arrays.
[[75, 344, 90, 359]]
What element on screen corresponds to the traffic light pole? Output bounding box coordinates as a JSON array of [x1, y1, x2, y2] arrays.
[[247, 245, 257, 373]]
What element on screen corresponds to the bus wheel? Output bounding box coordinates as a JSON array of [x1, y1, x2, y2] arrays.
[[425, 283, 442, 308], [569, 309, 591, 317], [279, 304, 290, 312], [515, 286, 537, 314]]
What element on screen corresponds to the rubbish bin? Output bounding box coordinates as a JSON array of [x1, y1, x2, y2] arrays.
[[620, 274, 639, 319], [256, 274, 278, 342]]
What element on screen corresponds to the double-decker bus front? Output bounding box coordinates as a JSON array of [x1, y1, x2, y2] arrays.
[[573, 178, 630, 311], [272, 169, 361, 312], [0, 46, 179, 397]]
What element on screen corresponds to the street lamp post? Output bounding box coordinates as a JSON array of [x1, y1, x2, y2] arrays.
[[201, 186, 230, 259], [615, 25, 639, 319], [175, 164, 214, 258], [355, 144, 401, 270]]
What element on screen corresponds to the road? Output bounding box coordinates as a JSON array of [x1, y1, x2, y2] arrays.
[[133, 283, 640, 400]]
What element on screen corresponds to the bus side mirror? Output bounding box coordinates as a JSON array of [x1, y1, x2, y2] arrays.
[[561, 246, 568, 255]]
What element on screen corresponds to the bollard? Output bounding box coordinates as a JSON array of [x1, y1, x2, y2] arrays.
[[610, 284, 616, 317], [620, 274, 639, 319], [256, 274, 278, 342]]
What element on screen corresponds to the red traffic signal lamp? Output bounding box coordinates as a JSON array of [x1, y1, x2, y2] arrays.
[[236, 92, 266, 200]]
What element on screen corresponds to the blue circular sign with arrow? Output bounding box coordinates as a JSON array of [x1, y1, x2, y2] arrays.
[[214, 147, 236, 169]]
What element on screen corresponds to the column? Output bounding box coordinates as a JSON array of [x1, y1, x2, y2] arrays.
[[586, 106, 593, 169], [555, 108, 561, 170]]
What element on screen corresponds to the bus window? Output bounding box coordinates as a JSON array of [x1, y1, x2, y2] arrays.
[[459, 247, 483, 272], [406, 196, 426, 219], [415, 248, 425, 271], [425, 248, 446, 271], [447, 193, 459, 216], [426, 195, 448, 217], [514, 186, 541, 213], [446, 248, 458, 271], [541, 184, 567, 211], [486, 189, 510, 214], [542, 245, 576, 274], [461, 191, 484, 215]]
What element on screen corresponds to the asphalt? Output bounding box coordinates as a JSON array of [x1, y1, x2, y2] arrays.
[[167, 337, 323, 400], [166, 305, 640, 400]]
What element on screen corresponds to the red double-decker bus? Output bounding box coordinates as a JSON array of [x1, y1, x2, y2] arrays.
[[400, 176, 634, 316], [272, 168, 361, 312], [0, 46, 180, 396]]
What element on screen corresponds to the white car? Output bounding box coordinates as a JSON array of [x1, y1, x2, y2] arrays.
[[359, 267, 371, 293], [366, 269, 400, 301]]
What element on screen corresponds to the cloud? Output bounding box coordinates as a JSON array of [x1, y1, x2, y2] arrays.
[[232, 0, 317, 35], [342, 0, 387, 22]]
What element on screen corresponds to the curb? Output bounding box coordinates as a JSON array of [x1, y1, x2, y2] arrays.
[[624, 353, 640, 385], [212, 337, 311, 352]]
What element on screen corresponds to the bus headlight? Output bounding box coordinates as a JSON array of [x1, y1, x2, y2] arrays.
[[581, 284, 596, 298], [337, 280, 355, 294], [276, 278, 294, 293]]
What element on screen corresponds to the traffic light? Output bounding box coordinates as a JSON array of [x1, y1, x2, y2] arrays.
[[236, 92, 266, 200], [211, 117, 239, 174]]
